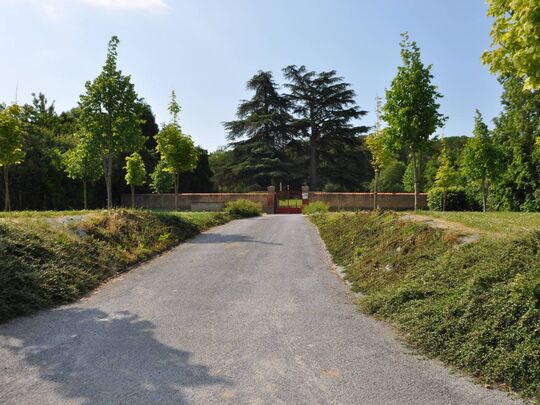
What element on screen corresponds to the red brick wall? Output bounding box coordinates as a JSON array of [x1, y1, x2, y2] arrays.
[[310, 192, 427, 210]]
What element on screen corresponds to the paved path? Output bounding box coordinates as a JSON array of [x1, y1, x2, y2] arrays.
[[0, 215, 520, 404]]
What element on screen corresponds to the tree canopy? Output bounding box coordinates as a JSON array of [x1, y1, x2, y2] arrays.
[[78, 36, 144, 209], [383, 33, 446, 210], [0, 104, 25, 211], [482, 0, 540, 90]]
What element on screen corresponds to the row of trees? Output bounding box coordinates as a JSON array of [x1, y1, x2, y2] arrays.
[[0, 37, 206, 211]]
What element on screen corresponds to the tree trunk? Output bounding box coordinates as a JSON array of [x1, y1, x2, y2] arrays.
[[442, 188, 447, 212], [309, 127, 318, 190], [83, 180, 88, 210], [481, 180, 487, 212], [3, 166, 10, 212], [105, 153, 113, 210], [174, 173, 179, 211], [131, 185, 135, 209], [373, 169, 379, 211], [411, 149, 419, 212]]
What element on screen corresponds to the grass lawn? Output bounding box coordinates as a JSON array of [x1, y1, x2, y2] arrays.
[[416, 210, 540, 237]]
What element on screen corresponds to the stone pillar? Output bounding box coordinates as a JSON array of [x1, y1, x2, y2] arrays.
[[301, 185, 309, 207], [267, 186, 276, 214]]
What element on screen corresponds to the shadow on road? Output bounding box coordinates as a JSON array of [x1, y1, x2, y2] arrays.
[[189, 233, 282, 246], [0, 308, 228, 404]]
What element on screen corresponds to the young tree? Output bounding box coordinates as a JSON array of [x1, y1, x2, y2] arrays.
[[482, 0, 540, 90], [434, 139, 458, 211], [63, 132, 103, 209], [461, 110, 502, 212], [124, 152, 146, 209], [283, 65, 368, 189], [383, 33, 446, 211], [150, 159, 175, 193], [78, 36, 144, 209], [366, 97, 394, 210], [156, 92, 198, 210], [224, 71, 293, 188], [0, 105, 25, 211]]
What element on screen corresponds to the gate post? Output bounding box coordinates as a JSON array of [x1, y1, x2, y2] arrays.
[[267, 186, 276, 214], [301, 185, 309, 209]]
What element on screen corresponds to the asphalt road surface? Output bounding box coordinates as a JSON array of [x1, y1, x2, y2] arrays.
[[0, 215, 521, 404]]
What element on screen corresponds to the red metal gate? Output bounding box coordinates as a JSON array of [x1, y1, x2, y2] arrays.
[[276, 189, 303, 214]]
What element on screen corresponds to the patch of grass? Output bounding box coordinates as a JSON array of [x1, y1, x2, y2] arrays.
[[0, 209, 231, 323], [223, 199, 263, 218], [417, 211, 540, 237], [303, 201, 330, 214], [311, 212, 540, 400]]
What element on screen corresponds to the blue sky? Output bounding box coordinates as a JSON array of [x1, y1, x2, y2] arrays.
[[1, 0, 499, 151]]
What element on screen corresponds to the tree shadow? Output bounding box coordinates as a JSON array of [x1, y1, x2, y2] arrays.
[[188, 233, 282, 246], [0, 308, 229, 404]]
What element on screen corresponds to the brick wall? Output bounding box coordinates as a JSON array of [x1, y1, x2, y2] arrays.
[[123, 191, 426, 212], [121, 193, 270, 212], [310, 192, 427, 211]]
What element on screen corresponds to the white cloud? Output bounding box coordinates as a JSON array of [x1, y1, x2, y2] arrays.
[[80, 0, 167, 11]]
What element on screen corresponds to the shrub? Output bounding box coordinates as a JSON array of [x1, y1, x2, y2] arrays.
[[427, 186, 480, 211], [223, 199, 262, 218], [303, 201, 330, 214]]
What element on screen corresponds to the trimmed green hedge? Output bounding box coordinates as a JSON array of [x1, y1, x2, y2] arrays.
[[224, 199, 263, 218]]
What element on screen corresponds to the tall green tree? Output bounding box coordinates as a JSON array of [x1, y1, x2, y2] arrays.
[[366, 97, 394, 209], [434, 139, 458, 211], [461, 110, 502, 212], [482, 0, 540, 90], [78, 36, 144, 209], [283, 65, 368, 190], [0, 104, 25, 211], [224, 71, 293, 189], [383, 33, 446, 210], [63, 132, 103, 209], [491, 75, 540, 211], [156, 91, 198, 210], [124, 152, 146, 208]]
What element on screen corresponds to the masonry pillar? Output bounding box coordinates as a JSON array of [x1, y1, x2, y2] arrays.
[[301, 185, 309, 208], [267, 186, 276, 214]]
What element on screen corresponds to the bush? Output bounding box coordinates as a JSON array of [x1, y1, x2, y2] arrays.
[[224, 199, 263, 218], [428, 186, 480, 211], [303, 201, 330, 214]]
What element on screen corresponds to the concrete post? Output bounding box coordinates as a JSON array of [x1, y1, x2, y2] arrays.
[[301, 185, 309, 207], [267, 186, 276, 214]]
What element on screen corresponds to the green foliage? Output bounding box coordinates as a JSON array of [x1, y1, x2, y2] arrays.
[[0, 210, 230, 322], [0, 104, 25, 211], [77, 36, 144, 208], [150, 159, 174, 193], [156, 125, 198, 181], [311, 212, 540, 399], [303, 201, 329, 214], [427, 187, 480, 211], [482, 0, 540, 90], [224, 71, 294, 189], [124, 152, 146, 187], [382, 33, 446, 153], [0, 104, 25, 168], [223, 199, 262, 218], [461, 110, 502, 211], [63, 131, 103, 184], [375, 161, 406, 192], [283, 65, 368, 189], [434, 140, 458, 190], [383, 33, 446, 209], [402, 161, 414, 192], [490, 76, 540, 211]]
